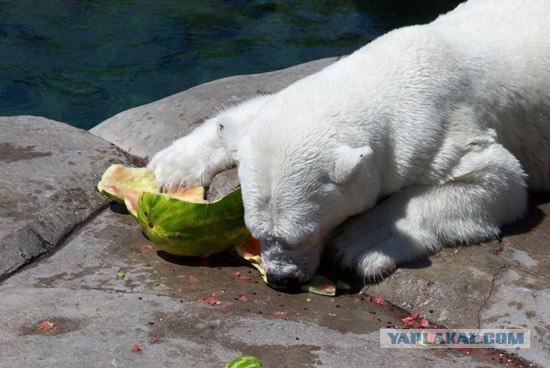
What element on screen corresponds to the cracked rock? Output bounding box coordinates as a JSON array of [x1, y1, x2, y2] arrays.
[[0, 116, 136, 278]]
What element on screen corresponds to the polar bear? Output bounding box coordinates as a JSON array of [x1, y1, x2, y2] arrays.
[[149, 0, 550, 289]]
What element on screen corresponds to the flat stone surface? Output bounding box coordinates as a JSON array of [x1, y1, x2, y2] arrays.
[[207, 168, 240, 202], [90, 57, 339, 160], [363, 192, 550, 366], [0, 116, 136, 278], [0, 207, 508, 368]]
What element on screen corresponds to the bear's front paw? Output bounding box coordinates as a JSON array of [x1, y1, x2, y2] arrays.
[[147, 143, 218, 191], [328, 222, 399, 282], [356, 252, 397, 282], [333, 244, 397, 282]]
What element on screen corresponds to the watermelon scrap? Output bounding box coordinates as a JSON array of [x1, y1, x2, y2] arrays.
[[239, 295, 249, 303], [225, 355, 263, 368], [235, 238, 267, 283], [401, 311, 431, 329], [201, 296, 221, 305], [142, 243, 154, 252], [300, 275, 337, 296], [38, 320, 54, 331]]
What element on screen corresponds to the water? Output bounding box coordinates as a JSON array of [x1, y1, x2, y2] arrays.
[[0, 0, 463, 130]]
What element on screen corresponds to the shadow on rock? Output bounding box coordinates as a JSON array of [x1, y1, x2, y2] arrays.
[[501, 191, 549, 237], [399, 257, 433, 270], [156, 248, 248, 268], [109, 201, 129, 215]]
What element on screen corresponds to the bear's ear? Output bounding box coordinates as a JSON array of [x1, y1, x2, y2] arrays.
[[217, 116, 240, 150], [330, 145, 373, 183]]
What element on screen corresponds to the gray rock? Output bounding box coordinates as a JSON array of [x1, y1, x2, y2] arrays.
[[0, 116, 136, 278], [207, 168, 240, 202], [90, 57, 339, 160]]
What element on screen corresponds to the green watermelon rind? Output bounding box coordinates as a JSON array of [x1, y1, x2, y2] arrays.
[[137, 187, 251, 257], [225, 355, 263, 368]]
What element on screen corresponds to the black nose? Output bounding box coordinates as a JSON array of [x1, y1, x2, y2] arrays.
[[266, 272, 301, 290]]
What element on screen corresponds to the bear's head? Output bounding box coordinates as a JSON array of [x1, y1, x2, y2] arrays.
[[235, 125, 378, 289]]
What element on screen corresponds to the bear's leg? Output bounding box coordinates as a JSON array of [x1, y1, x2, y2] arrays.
[[148, 95, 271, 190], [328, 143, 528, 281]]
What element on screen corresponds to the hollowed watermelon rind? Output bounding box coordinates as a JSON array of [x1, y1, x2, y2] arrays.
[[137, 188, 251, 257]]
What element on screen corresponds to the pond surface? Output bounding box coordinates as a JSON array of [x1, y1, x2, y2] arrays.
[[0, 0, 463, 130]]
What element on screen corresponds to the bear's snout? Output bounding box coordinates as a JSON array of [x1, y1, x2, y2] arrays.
[[265, 271, 301, 290], [260, 236, 315, 289]]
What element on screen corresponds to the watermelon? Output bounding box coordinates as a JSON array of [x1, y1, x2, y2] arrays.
[[97, 164, 248, 256], [225, 355, 262, 368], [137, 188, 250, 257]]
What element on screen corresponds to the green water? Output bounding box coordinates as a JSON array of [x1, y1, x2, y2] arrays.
[[0, 1, 463, 130]]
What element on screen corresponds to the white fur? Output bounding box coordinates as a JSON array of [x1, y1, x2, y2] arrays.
[[149, 0, 550, 283]]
